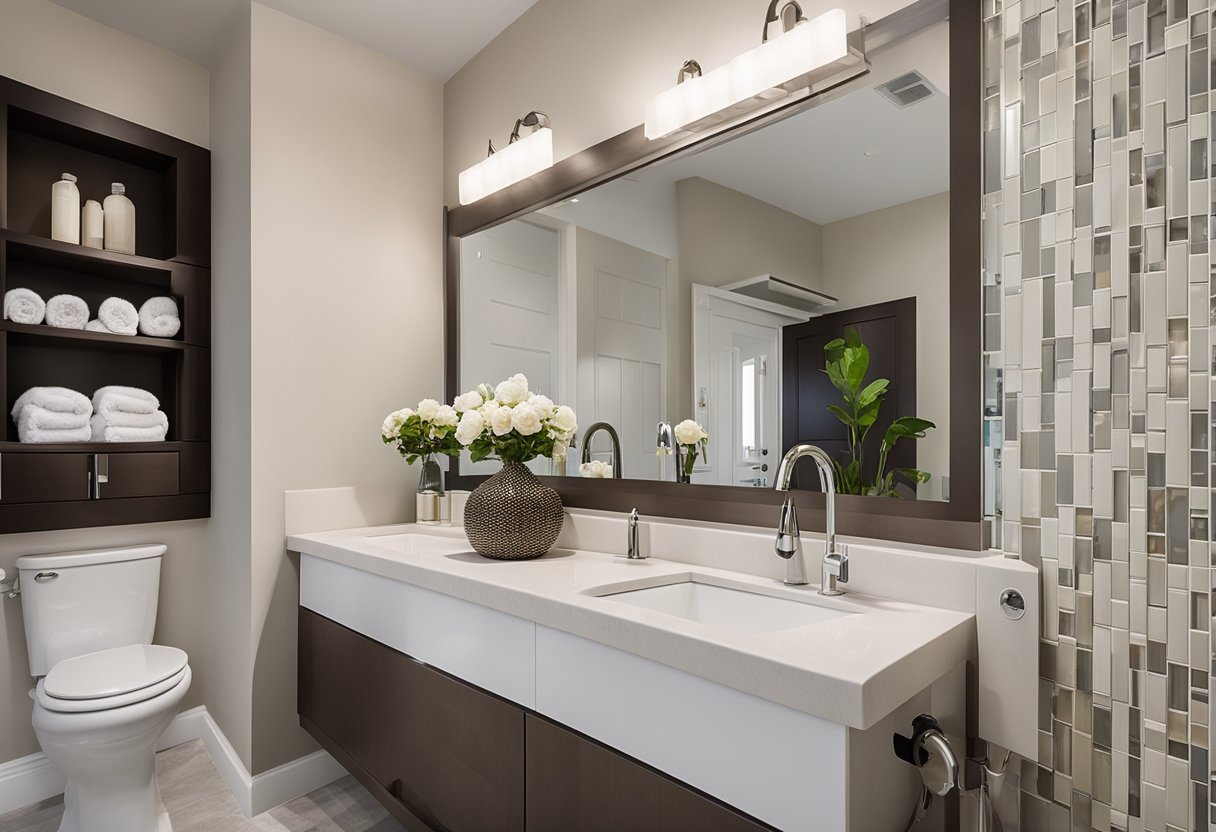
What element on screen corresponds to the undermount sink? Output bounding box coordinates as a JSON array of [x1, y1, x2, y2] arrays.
[[593, 577, 853, 634], [363, 533, 470, 556]]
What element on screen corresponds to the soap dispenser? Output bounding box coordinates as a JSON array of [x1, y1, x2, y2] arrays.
[[51, 173, 80, 244], [103, 182, 135, 255]]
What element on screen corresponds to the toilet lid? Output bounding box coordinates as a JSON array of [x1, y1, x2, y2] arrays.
[[44, 644, 188, 701]]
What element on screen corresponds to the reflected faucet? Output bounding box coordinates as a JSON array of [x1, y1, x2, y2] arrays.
[[656, 422, 681, 482], [581, 422, 622, 479], [773, 444, 849, 595]]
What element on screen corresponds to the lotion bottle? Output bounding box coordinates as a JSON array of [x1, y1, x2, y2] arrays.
[[82, 200, 104, 249], [51, 173, 80, 244], [103, 183, 135, 255]]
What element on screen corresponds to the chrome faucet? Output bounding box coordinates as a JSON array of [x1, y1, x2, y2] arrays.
[[656, 422, 682, 481], [773, 443, 849, 595], [626, 508, 644, 559], [581, 422, 622, 478]]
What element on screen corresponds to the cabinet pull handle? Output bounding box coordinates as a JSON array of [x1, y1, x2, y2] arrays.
[[92, 454, 109, 500], [387, 778, 452, 832]]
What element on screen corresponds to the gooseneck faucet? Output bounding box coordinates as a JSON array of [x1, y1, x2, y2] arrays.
[[773, 444, 850, 595], [581, 422, 623, 478], [656, 422, 683, 481]]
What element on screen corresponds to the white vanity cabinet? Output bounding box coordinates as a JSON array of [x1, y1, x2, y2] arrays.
[[299, 554, 960, 832]]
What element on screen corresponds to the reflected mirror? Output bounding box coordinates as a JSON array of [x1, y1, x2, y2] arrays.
[[458, 9, 951, 500]]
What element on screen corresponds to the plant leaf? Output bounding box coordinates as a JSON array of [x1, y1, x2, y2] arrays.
[[826, 404, 854, 429], [857, 378, 889, 407], [845, 344, 869, 392]]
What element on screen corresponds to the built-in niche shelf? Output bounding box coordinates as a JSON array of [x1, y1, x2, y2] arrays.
[[0, 76, 211, 534]]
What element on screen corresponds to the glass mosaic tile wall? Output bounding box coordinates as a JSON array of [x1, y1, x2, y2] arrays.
[[983, 1, 1215, 829]]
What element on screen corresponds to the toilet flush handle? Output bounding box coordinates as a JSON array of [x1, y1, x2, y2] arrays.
[[34, 572, 58, 583]]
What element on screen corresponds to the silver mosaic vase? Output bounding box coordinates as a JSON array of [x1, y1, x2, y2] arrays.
[[464, 461, 564, 560]]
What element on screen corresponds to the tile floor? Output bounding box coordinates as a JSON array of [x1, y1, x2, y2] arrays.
[[0, 740, 402, 832]]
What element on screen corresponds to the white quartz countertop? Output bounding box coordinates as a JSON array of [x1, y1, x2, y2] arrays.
[[289, 523, 976, 730]]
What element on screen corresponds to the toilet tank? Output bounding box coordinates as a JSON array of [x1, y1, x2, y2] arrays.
[[17, 544, 165, 676]]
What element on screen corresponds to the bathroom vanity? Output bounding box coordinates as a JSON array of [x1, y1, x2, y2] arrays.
[[291, 512, 1036, 832]]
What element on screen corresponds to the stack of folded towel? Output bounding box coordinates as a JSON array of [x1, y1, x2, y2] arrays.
[[91, 386, 168, 442], [11, 387, 92, 443], [138, 296, 180, 338]]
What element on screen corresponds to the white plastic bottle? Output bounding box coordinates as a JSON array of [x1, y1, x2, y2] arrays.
[[82, 200, 104, 249], [51, 173, 80, 244], [103, 182, 135, 255]]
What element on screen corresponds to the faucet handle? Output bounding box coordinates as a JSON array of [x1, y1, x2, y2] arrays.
[[824, 544, 849, 583]]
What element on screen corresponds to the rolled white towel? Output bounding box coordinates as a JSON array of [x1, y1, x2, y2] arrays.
[[11, 387, 91, 422], [18, 410, 92, 443], [85, 319, 109, 333], [90, 415, 167, 443], [3, 288, 46, 325], [97, 297, 138, 336], [92, 386, 159, 416], [45, 294, 89, 330], [91, 409, 167, 431], [138, 296, 181, 338]]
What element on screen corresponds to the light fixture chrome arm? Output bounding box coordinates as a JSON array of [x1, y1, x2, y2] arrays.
[[773, 443, 849, 594], [509, 111, 551, 143], [761, 0, 807, 42], [581, 421, 623, 479]]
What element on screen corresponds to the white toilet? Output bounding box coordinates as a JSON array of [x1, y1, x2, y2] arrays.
[[17, 544, 191, 832]]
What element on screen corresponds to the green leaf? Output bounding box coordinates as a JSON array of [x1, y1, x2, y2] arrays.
[[883, 416, 936, 447], [845, 344, 869, 392], [843, 327, 862, 349], [856, 378, 889, 408], [892, 467, 932, 485], [826, 404, 854, 429]]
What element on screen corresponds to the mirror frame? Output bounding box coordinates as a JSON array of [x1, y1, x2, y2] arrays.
[[444, 0, 984, 550]]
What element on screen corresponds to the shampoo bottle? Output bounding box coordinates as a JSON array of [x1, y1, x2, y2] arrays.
[[103, 182, 135, 255], [82, 200, 104, 249], [51, 173, 80, 244]]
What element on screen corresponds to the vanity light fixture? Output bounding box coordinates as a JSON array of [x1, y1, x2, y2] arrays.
[[458, 111, 554, 205], [643, 3, 865, 140]]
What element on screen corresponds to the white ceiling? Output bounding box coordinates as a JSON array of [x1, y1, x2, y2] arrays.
[[658, 81, 951, 226], [49, 0, 539, 79]]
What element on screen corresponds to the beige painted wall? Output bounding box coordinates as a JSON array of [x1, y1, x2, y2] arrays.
[[247, 3, 444, 773], [207, 2, 254, 768], [0, 0, 211, 764], [821, 191, 950, 499], [443, 0, 921, 206]]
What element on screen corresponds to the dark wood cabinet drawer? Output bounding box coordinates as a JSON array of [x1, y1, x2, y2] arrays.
[[0, 453, 89, 504], [525, 715, 772, 832], [96, 452, 179, 499], [299, 609, 526, 832]]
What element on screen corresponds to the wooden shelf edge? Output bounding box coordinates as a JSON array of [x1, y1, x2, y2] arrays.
[[1, 320, 197, 352], [0, 228, 181, 274], [0, 441, 203, 452], [0, 493, 210, 534]]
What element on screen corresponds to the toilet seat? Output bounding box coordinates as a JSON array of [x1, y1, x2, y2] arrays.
[[36, 644, 189, 714]]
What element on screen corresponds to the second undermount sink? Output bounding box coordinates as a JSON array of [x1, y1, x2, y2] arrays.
[[593, 577, 853, 634]]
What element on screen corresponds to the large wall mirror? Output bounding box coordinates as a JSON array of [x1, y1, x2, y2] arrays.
[[446, 0, 983, 549]]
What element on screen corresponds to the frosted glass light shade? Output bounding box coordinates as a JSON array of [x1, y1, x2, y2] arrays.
[[458, 127, 554, 205], [644, 8, 850, 140]]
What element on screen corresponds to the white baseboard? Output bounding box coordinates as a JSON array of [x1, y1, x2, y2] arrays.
[[0, 705, 346, 819]]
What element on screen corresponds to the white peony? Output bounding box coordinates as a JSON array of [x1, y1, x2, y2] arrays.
[[416, 398, 440, 421], [552, 405, 577, 434], [494, 373, 530, 406], [490, 405, 515, 436], [512, 404, 542, 436], [433, 405, 458, 427], [453, 391, 483, 413], [674, 419, 707, 446], [527, 393, 555, 413], [455, 410, 485, 445], [580, 460, 612, 478], [381, 407, 414, 438]]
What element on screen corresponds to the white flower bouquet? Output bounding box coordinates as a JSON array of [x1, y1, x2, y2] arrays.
[[381, 398, 462, 464], [674, 419, 708, 479], [451, 374, 577, 465], [579, 460, 612, 478]]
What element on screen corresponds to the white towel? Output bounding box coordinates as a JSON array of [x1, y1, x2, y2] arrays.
[[92, 409, 167, 431], [90, 415, 167, 443], [11, 387, 91, 422], [85, 319, 109, 333], [18, 409, 92, 443], [97, 297, 138, 336], [45, 294, 89, 330], [3, 288, 45, 325], [138, 296, 181, 338], [92, 386, 159, 416]]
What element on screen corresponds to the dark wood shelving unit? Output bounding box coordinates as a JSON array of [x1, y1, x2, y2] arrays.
[[0, 76, 210, 533]]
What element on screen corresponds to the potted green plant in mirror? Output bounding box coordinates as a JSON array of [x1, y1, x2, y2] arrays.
[[823, 328, 935, 497], [451, 374, 578, 560], [673, 419, 708, 484], [381, 400, 462, 524]]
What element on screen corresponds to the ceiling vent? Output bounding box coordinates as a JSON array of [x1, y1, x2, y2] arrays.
[[876, 71, 937, 108]]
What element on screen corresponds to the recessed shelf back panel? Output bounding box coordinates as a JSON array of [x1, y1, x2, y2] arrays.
[[5, 339, 176, 442], [6, 117, 172, 261]]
